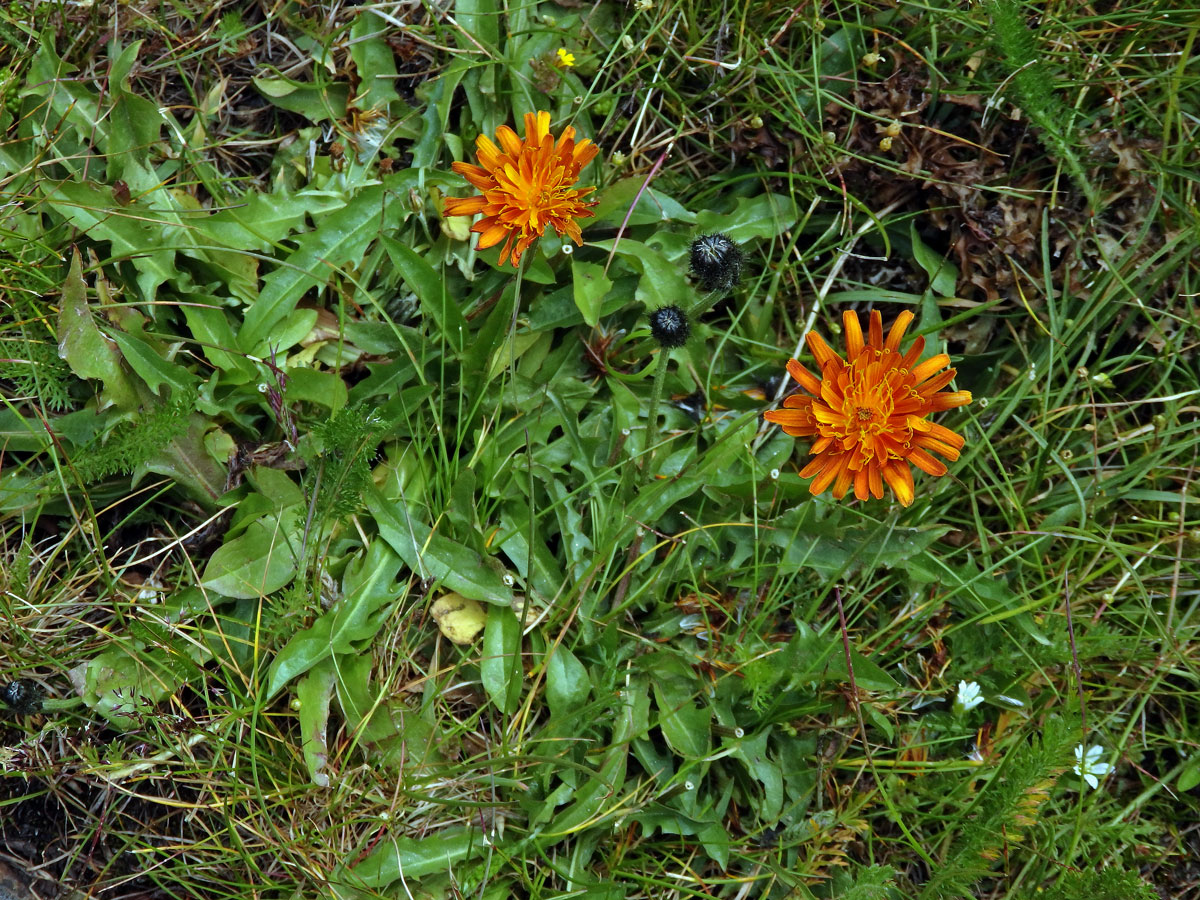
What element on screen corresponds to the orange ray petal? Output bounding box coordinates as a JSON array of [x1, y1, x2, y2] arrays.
[[763, 408, 815, 432], [444, 196, 487, 216], [867, 310, 883, 349], [831, 455, 855, 499], [475, 134, 503, 166], [843, 311, 864, 360], [914, 435, 962, 461], [854, 467, 870, 501], [806, 331, 841, 370], [908, 447, 948, 476], [901, 336, 926, 369], [810, 435, 836, 456], [475, 220, 510, 250], [917, 369, 957, 396], [799, 452, 831, 479], [529, 110, 552, 143], [885, 311, 914, 351], [925, 421, 965, 448], [930, 390, 973, 410], [809, 453, 846, 496], [881, 461, 915, 507], [494, 124, 522, 158], [868, 463, 883, 499], [911, 354, 952, 385], [786, 358, 824, 396]]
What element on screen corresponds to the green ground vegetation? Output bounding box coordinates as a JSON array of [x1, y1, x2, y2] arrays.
[[0, 0, 1198, 898]]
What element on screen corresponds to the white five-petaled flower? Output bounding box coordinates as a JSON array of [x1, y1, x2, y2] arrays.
[[1073, 744, 1113, 789], [954, 680, 984, 713]]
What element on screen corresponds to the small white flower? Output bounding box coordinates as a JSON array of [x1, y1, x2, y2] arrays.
[[954, 680, 984, 713], [1073, 744, 1113, 789]]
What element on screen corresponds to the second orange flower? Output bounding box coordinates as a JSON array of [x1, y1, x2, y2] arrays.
[[443, 111, 599, 267], [764, 310, 972, 506]]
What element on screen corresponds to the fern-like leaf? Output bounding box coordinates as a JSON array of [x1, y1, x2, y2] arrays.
[[985, 0, 1097, 209]]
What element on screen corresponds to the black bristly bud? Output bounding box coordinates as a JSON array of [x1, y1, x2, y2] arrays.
[[649, 305, 691, 349], [689, 233, 743, 293], [3, 679, 45, 715]]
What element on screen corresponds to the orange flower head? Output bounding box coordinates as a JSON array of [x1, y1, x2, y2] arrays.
[[764, 310, 972, 507], [443, 111, 600, 267]]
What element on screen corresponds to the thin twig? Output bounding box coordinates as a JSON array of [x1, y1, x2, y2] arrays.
[[1062, 568, 1086, 735], [834, 586, 874, 770]]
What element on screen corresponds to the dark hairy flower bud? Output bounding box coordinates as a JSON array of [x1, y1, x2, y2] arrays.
[[2, 679, 44, 715], [689, 233, 743, 293], [649, 305, 691, 349]]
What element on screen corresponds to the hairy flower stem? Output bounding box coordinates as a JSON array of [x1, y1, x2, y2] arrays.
[[686, 287, 725, 321], [642, 347, 672, 474], [641, 288, 722, 476]]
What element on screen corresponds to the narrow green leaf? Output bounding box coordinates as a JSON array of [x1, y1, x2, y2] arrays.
[[827, 648, 902, 693], [349, 11, 400, 112], [203, 188, 335, 254], [181, 305, 255, 378], [251, 76, 350, 122], [28, 36, 106, 151], [572, 258, 612, 327], [44, 182, 182, 300], [381, 235, 467, 353], [329, 542, 403, 655], [695, 193, 800, 243], [337, 828, 483, 891], [482, 606, 522, 714], [910, 221, 958, 296], [542, 675, 645, 839], [296, 659, 337, 787], [0, 409, 49, 453], [57, 247, 139, 409], [591, 178, 695, 227], [545, 645, 591, 720], [265, 616, 334, 700], [729, 730, 784, 821], [106, 329, 198, 396], [410, 64, 464, 169], [648, 657, 711, 759], [284, 366, 348, 412], [240, 184, 391, 351], [139, 412, 228, 504], [589, 239, 686, 312], [265, 542, 402, 698], [1178, 757, 1200, 793], [455, 0, 500, 51], [367, 486, 515, 605], [782, 622, 901, 692], [498, 498, 567, 604], [200, 512, 300, 599]]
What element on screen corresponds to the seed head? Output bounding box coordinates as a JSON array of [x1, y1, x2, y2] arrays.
[[689, 233, 743, 293], [2, 679, 45, 715], [649, 305, 691, 349]]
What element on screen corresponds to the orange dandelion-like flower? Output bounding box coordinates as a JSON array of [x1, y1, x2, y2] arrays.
[[443, 111, 599, 267], [764, 310, 972, 507]]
